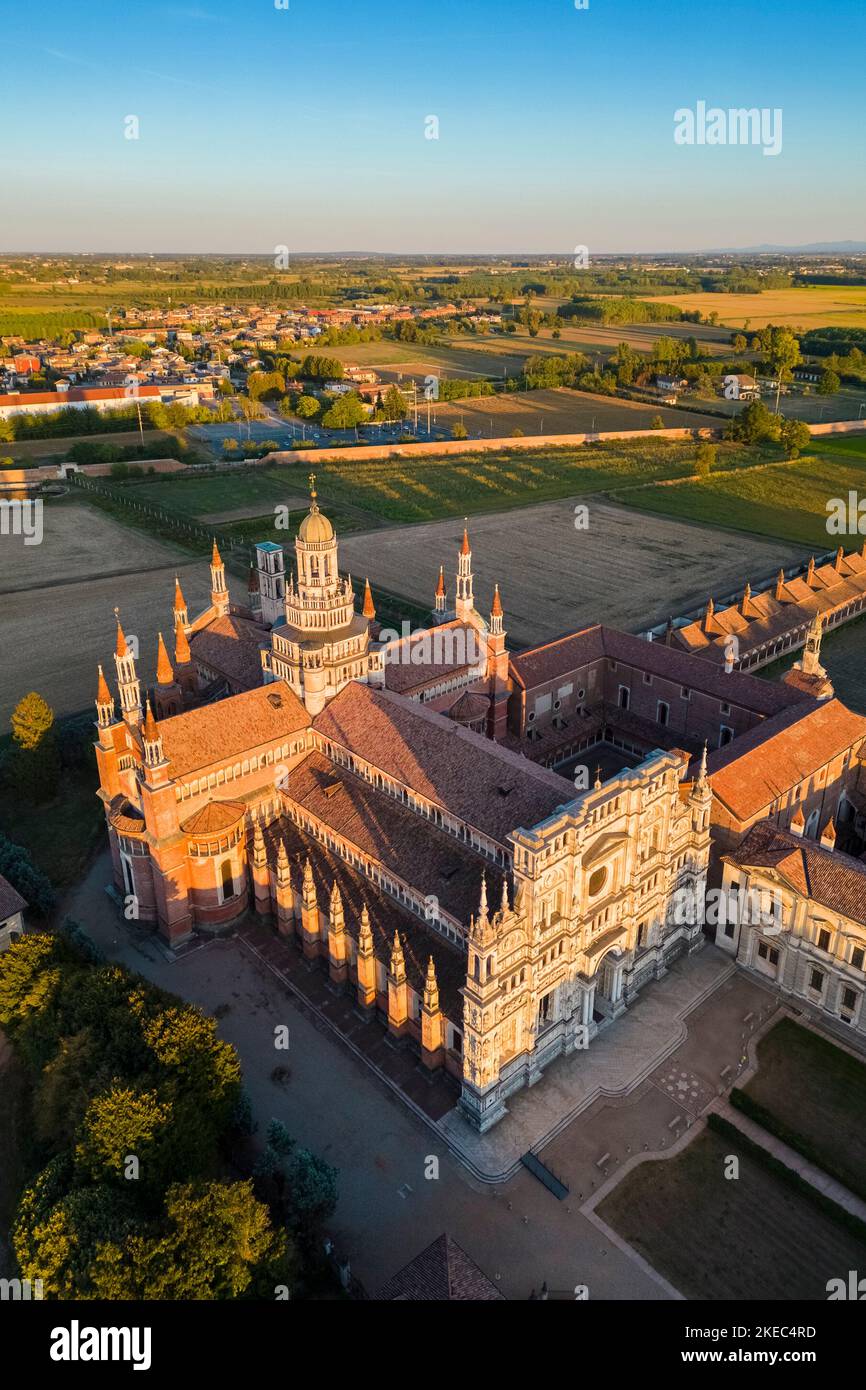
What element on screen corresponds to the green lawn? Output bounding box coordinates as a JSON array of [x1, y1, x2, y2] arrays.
[[615, 442, 866, 548], [740, 1018, 866, 1201], [598, 1127, 866, 1301], [128, 441, 779, 528], [130, 470, 308, 519]]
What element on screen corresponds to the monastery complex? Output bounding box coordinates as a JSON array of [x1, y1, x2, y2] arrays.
[[93, 481, 866, 1129]]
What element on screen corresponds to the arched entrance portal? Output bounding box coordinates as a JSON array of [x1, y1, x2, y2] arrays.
[[592, 946, 627, 1024]]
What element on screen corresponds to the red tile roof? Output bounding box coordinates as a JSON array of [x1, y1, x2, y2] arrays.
[[511, 624, 806, 717], [313, 682, 574, 844], [376, 1234, 504, 1300], [180, 799, 247, 835], [383, 620, 480, 695], [726, 819, 866, 925], [189, 613, 269, 691], [280, 751, 502, 925], [0, 874, 27, 920], [159, 680, 309, 778], [0, 385, 165, 408], [704, 698, 866, 822]]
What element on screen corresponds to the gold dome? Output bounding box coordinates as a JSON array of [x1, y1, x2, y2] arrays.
[[298, 505, 334, 544]]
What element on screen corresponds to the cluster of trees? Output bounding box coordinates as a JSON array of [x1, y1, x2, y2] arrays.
[[66, 437, 194, 467], [724, 400, 812, 455], [246, 369, 289, 401], [222, 438, 280, 458], [298, 355, 345, 382], [0, 933, 337, 1299], [436, 378, 496, 401], [0, 834, 56, 917], [321, 392, 367, 429], [563, 296, 694, 325], [523, 353, 590, 389], [0, 399, 216, 442]]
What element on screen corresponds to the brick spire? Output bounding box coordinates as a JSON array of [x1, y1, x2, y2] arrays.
[[95, 664, 115, 730], [115, 614, 129, 658], [141, 699, 165, 770], [96, 664, 112, 705], [211, 538, 222, 567], [362, 577, 376, 621], [142, 698, 159, 742], [491, 583, 503, 619], [460, 525, 471, 556], [156, 631, 174, 686], [434, 563, 446, 615], [174, 575, 187, 618], [174, 619, 191, 666]]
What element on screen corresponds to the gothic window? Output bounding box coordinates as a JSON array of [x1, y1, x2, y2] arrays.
[[219, 857, 234, 901], [618, 685, 630, 710]]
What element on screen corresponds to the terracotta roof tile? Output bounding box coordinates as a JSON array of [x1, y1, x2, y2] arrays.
[[376, 1234, 504, 1300], [313, 682, 574, 845], [0, 873, 27, 920], [281, 751, 503, 926], [159, 680, 309, 778], [180, 799, 247, 835], [189, 613, 269, 691], [727, 819, 866, 925], [703, 699, 866, 822]]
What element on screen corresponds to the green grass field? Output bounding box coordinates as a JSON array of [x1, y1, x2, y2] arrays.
[[614, 436, 866, 548], [741, 1018, 866, 1201], [598, 1127, 866, 1300], [127, 440, 778, 528]]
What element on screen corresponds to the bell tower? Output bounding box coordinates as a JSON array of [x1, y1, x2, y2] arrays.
[[455, 524, 474, 623], [114, 610, 142, 726]]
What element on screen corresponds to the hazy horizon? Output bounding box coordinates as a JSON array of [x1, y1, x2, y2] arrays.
[[2, 0, 863, 255]]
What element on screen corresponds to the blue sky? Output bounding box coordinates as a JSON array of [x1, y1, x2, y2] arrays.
[[1, 0, 863, 253]]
